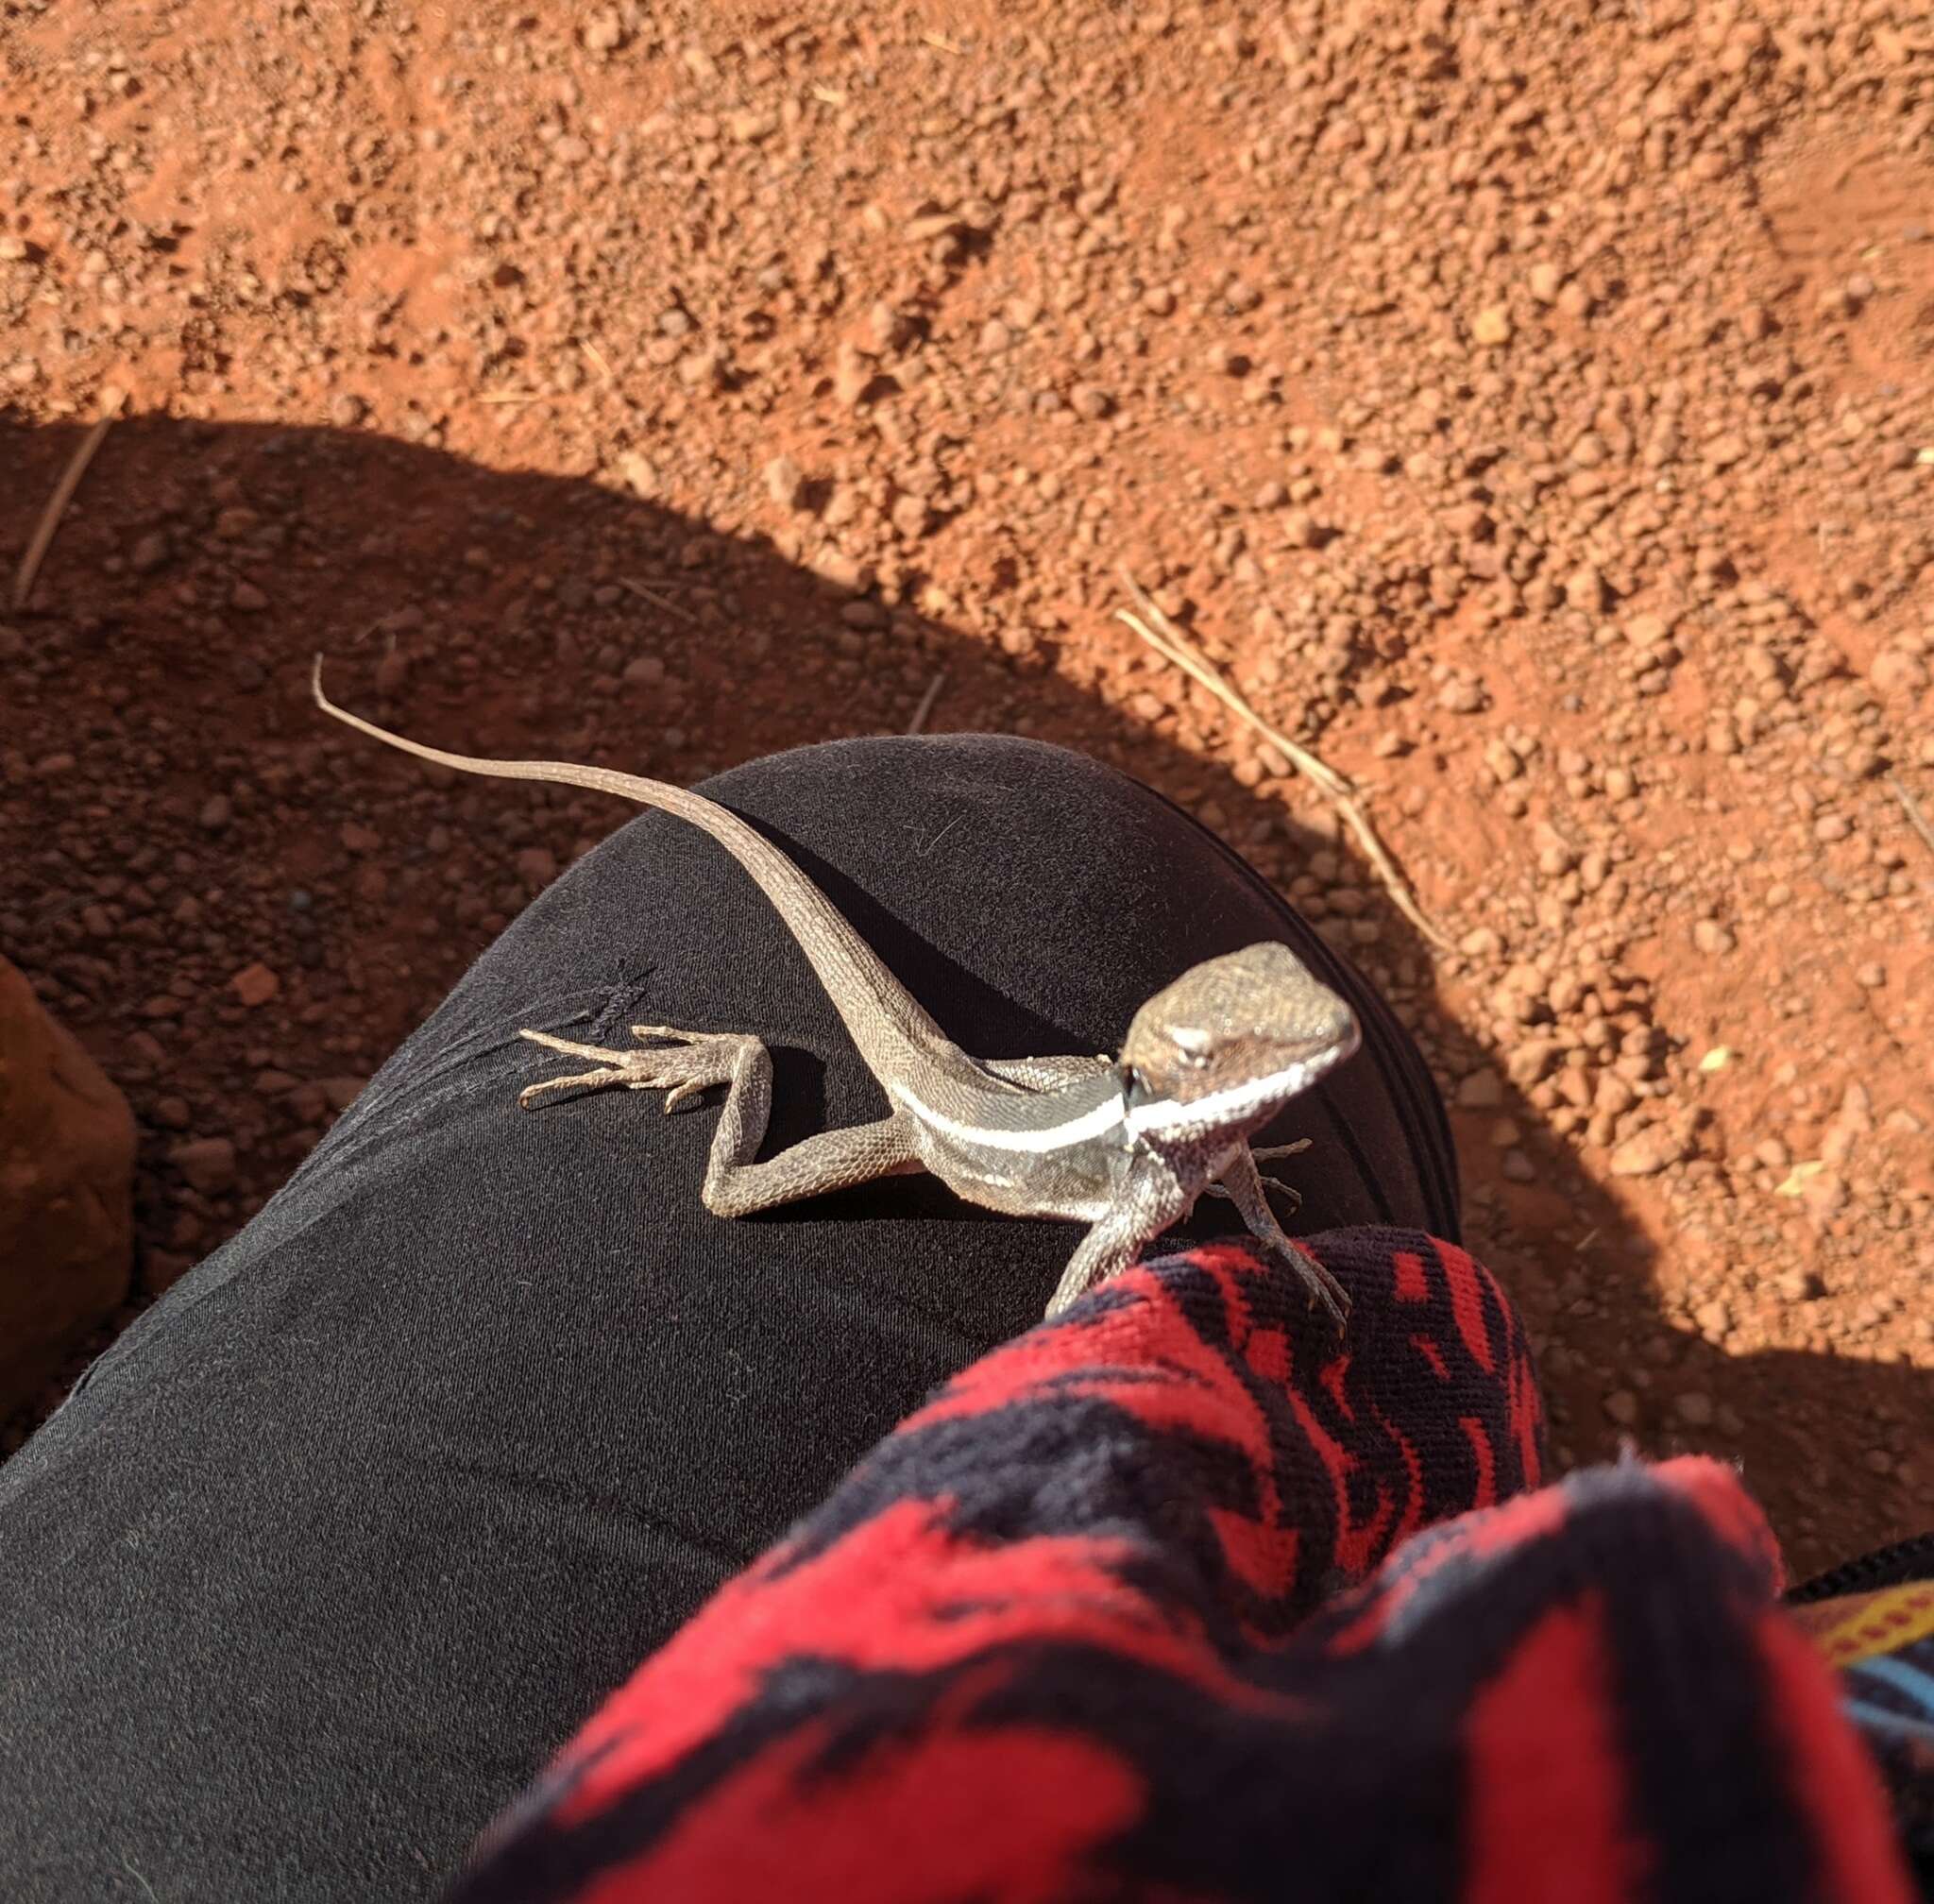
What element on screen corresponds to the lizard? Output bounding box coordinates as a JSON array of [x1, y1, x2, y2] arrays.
[[312, 658, 1363, 1324]]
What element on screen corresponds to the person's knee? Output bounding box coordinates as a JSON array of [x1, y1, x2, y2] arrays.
[[700, 731, 1127, 804], [688, 733, 1186, 869]]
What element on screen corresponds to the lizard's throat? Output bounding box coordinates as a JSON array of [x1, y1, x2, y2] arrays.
[[1125, 1061, 1322, 1139]]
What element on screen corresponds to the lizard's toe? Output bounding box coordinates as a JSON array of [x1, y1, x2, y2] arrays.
[[1300, 1259, 1351, 1330], [519, 1028, 634, 1063], [519, 1063, 639, 1107], [1251, 1141, 1313, 1163], [1251, 1237, 1349, 1330]]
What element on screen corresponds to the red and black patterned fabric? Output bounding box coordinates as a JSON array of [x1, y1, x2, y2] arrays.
[[449, 1231, 1922, 1903]]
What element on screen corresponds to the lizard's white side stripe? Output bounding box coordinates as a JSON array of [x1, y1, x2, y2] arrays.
[[889, 1082, 1128, 1152], [895, 1058, 1323, 1153]]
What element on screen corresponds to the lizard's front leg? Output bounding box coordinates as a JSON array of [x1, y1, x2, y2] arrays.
[[520, 1026, 920, 1215], [1201, 1137, 1311, 1209], [1043, 1165, 1190, 1320], [1216, 1145, 1351, 1329]]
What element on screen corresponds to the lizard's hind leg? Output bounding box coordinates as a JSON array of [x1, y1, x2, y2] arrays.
[[519, 1025, 921, 1216]]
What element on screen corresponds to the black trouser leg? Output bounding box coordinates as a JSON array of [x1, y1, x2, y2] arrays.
[[0, 734, 1456, 1902]]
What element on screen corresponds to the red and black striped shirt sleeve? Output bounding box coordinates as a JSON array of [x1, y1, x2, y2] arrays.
[[449, 1230, 1918, 1903]]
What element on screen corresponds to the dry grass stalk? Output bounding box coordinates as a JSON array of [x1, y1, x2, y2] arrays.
[[1889, 772, 1934, 860], [907, 671, 947, 736], [12, 391, 126, 611], [1116, 570, 1452, 951], [618, 576, 699, 624]]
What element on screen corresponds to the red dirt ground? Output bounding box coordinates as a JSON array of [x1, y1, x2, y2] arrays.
[[3, 0, 1931, 1576]]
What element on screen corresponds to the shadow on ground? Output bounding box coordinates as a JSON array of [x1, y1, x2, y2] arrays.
[[3, 409, 1926, 1574]]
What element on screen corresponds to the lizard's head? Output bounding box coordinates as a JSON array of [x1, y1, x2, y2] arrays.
[[1119, 943, 1359, 1134]]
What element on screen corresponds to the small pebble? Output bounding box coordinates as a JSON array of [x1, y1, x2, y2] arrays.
[[1609, 1125, 1687, 1178], [763, 453, 807, 510], [1470, 304, 1512, 347], [170, 1136, 237, 1195], [228, 961, 280, 1008], [1436, 676, 1486, 714], [1455, 1069, 1506, 1109], [1565, 565, 1605, 612]]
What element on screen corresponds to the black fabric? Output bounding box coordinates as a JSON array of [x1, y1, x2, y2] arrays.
[[0, 735, 1455, 1902]]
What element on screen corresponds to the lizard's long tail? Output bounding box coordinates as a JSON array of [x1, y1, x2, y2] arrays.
[[310, 656, 950, 1067]]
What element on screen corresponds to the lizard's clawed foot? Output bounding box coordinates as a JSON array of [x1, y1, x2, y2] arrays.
[[1263, 1242, 1351, 1331], [517, 1025, 738, 1111]]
